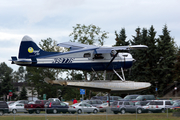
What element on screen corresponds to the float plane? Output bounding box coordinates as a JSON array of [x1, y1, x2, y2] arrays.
[[10, 35, 151, 93]]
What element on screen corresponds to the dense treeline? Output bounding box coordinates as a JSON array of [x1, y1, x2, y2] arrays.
[[0, 24, 179, 101]]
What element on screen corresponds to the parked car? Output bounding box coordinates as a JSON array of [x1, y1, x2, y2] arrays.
[[0, 101, 9, 115], [9, 102, 27, 114], [96, 102, 112, 112], [135, 101, 150, 106], [91, 96, 122, 103], [169, 102, 180, 110], [111, 101, 144, 114], [48, 98, 60, 102], [147, 100, 173, 113], [68, 103, 99, 114], [44, 101, 69, 114], [133, 95, 155, 101], [123, 95, 139, 101], [6, 101, 15, 105], [13, 100, 29, 104], [24, 100, 49, 114], [81, 100, 103, 107], [134, 101, 150, 113]]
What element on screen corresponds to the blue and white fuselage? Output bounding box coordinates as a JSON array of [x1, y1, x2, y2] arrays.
[[11, 36, 147, 71]]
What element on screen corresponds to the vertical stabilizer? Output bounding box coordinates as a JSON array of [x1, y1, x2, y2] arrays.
[[18, 35, 58, 59]]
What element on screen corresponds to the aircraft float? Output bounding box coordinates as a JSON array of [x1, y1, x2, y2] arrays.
[[10, 35, 151, 93]]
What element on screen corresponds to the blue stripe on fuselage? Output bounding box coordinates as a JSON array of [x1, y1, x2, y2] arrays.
[[19, 61, 133, 71]]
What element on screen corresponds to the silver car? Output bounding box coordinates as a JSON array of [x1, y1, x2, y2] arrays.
[[96, 102, 112, 112], [68, 103, 99, 114], [9, 103, 27, 114]]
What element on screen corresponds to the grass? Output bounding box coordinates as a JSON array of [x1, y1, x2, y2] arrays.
[[0, 113, 180, 120]]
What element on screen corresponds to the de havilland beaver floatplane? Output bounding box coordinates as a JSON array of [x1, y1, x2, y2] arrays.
[[10, 35, 151, 93]]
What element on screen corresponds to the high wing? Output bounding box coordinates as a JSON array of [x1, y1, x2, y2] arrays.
[[57, 42, 147, 53], [57, 42, 98, 51], [57, 42, 148, 53]]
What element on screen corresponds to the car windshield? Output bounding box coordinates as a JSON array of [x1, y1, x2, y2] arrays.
[[102, 103, 108, 106], [135, 102, 140, 105], [9, 103, 15, 106], [173, 102, 180, 106], [146, 102, 150, 106], [124, 96, 131, 99], [136, 96, 143, 100], [72, 103, 79, 106]]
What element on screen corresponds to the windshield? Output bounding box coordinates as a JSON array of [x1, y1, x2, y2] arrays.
[[124, 96, 131, 99], [136, 96, 143, 100], [173, 102, 180, 106]]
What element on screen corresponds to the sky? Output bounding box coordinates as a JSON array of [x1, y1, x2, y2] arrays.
[[0, 0, 180, 71]]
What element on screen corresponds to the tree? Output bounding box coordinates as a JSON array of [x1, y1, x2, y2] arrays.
[[69, 24, 109, 46], [12, 66, 26, 82], [114, 28, 129, 46], [26, 38, 64, 99], [155, 25, 176, 94], [173, 49, 180, 82], [0, 62, 13, 100], [69, 24, 109, 98], [129, 26, 158, 94], [19, 86, 27, 100]]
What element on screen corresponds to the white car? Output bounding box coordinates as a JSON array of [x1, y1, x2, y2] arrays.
[[147, 100, 173, 113], [9, 103, 27, 114], [68, 103, 99, 114]]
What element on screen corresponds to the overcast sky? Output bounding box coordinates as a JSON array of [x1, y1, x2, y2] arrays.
[[0, 0, 180, 71]]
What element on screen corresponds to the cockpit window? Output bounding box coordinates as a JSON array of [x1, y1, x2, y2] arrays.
[[111, 50, 117, 57], [84, 53, 91, 58]]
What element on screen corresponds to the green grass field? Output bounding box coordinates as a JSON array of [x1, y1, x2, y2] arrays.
[[0, 113, 180, 120]]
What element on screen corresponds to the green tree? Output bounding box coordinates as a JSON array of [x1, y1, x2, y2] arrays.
[[114, 28, 129, 46], [69, 24, 109, 46], [173, 49, 180, 82], [12, 66, 26, 82], [19, 86, 27, 100], [26, 38, 64, 99], [69, 24, 109, 98], [155, 25, 176, 95], [129, 26, 158, 94], [0, 62, 13, 100]]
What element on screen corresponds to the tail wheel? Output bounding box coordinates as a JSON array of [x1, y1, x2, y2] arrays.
[[93, 109, 98, 114], [121, 109, 126, 114], [77, 109, 82, 114], [12, 109, 17, 114]]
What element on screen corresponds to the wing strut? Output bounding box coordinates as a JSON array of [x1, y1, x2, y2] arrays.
[[106, 51, 119, 69]]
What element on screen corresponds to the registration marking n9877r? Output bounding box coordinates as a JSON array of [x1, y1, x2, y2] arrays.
[[53, 58, 74, 64]]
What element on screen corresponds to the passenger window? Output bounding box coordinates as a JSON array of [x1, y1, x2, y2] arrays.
[[156, 101, 163, 105], [119, 102, 123, 105], [93, 54, 104, 59], [60, 103, 66, 106], [124, 102, 129, 105], [84, 53, 91, 58], [114, 97, 118, 100], [165, 101, 172, 105], [85, 104, 91, 107]]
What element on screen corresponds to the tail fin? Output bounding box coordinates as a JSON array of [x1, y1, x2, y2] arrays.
[[18, 35, 57, 59]]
